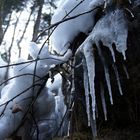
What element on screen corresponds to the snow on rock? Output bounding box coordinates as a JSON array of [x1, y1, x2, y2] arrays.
[[51, 0, 96, 55], [0, 42, 72, 139]]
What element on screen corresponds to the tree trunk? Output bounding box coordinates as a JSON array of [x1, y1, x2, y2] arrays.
[[32, 0, 44, 42], [0, 1, 4, 45]]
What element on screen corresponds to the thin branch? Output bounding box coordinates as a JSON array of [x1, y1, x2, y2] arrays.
[[11, 74, 49, 137], [0, 57, 68, 69], [30, 112, 39, 140], [35, 6, 101, 41], [0, 83, 41, 108], [0, 73, 41, 87]]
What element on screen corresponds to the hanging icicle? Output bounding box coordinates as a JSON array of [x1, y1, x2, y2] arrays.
[[96, 43, 113, 105], [83, 40, 96, 120], [112, 64, 123, 95], [100, 82, 107, 121], [123, 64, 130, 79], [83, 59, 91, 126]]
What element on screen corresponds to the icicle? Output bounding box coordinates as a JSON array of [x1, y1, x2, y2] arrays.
[[71, 58, 76, 103], [108, 45, 116, 62], [128, 0, 132, 4], [83, 59, 91, 126], [91, 9, 128, 61], [83, 41, 96, 120], [67, 121, 70, 137], [90, 113, 97, 137], [123, 64, 130, 79], [96, 43, 113, 105], [125, 8, 134, 18], [112, 64, 123, 95], [103, 0, 107, 10], [122, 50, 126, 60], [95, 104, 99, 119], [100, 83, 107, 121]]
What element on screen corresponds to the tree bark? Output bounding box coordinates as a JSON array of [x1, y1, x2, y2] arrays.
[[32, 0, 44, 42]]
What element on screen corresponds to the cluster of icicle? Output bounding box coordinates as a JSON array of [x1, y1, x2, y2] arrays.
[[50, 0, 131, 137], [79, 6, 130, 139], [79, 8, 128, 137]]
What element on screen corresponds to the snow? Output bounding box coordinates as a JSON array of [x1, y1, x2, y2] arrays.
[[89, 0, 104, 9], [0, 56, 7, 95], [50, 0, 95, 55], [0, 42, 72, 139], [47, 73, 66, 123], [28, 42, 72, 66]]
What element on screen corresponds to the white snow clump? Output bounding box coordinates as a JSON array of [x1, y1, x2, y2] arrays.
[[0, 42, 72, 139]]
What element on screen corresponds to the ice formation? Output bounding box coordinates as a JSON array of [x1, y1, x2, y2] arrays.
[[83, 41, 96, 120], [100, 83, 107, 121], [50, 0, 129, 137], [78, 8, 128, 121], [113, 64, 123, 95], [92, 9, 128, 60], [0, 0, 131, 138], [83, 59, 91, 126], [0, 42, 72, 139]]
